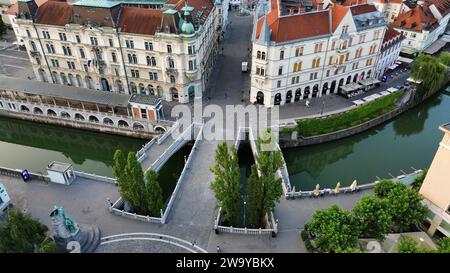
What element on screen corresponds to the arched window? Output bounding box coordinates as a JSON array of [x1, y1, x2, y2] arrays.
[[257, 51, 261, 59], [30, 41, 37, 52], [170, 75, 176, 84], [151, 57, 156, 66], [146, 56, 151, 66], [261, 52, 266, 60]]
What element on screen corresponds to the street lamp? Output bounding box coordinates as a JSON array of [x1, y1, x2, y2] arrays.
[[243, 200, 247, 227], [320, 101, 325, 116]]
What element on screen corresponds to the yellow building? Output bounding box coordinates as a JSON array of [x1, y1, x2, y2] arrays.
[[420, 123, 450, 237]]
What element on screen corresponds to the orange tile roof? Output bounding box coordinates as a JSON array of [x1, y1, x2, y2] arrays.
[[372, 0, 402, 4], [173, 0, 214, 23], [118, 6, 163, 35], [331, 4, 349, 32], [392, 4, 438, 31], [383, 25, 401, 43]]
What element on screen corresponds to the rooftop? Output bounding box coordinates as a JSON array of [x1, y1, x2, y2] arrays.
[[392, 3, 438, 32], [46, 161, 72, 173], [0, 76, 131, 107], [129, 93, 161, 105]]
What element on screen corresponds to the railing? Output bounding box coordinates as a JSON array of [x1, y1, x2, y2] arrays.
[[213, 207, 278, 236], [109, 197, 163, 224], [74, 171, 117, 184], [161, 123, 203, 224], [157, 120, 180, 144], [0, 165, 49, 182], [136, 137, 157, 162], [150, 123, 195, 172]]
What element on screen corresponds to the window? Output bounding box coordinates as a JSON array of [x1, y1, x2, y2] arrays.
[[46, 44, 55, 54], [278, 66, 283, 76], [345, 52, 349, 61], [188, 45, 196, 55], [328, 56, 334, 65], [256, 66, 265, 76], [167, 44, 172, 53], [374, 30, 380, 40], [295, 47, 304, 57], [189, 59, 197, 70], [309, 72, 318, 80], [314, 43, 323, 53], [59, 33, 67, 41], [26, 29, 31, 38], [366, 58, 373, 66], [261, 52, 266, 60], [42, 31, 50, 39], [76, 35, 81, 43], [141, 109, 148, 119], [280, 50, 284, 60], [128, 54, 137, 64], [108, 38, 113, 47], [170, 75, 176, 84], [62, 46, 72, 56], [79, 48, 85, 59], [125, 39, 134, 49], [342, 25, 349, 34], [339, 55, 345, 65], [293, 62, 302, 72], [149, 72, 158, 81], [168, 57, 175, 68], [277, 80, 281, 88], [111, 52, 117, 63], [331, 41, 336, 50], [352, 62, 359, 70], [145, 42, 153, 51], [359, 34, 366, 44], [36, 57, 41, 65], [30, 41, 37, 52], [257, 51, 261, 59], [131, 69, 140, 78], [84, 64, 88, 72], [326, 70, 330, 77], [51, 59, 59, 67], [67, 61, 76, 70], [90, 37, 98, 46], [355, 48, 363, 58], [312, 58, 321, 68]]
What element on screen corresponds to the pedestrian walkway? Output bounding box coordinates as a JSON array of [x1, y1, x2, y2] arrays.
[[140, 136, 176, 172]]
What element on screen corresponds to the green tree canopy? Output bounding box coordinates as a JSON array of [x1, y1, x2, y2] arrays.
[[113, 149, 164, 216], [438, 51, 450, 67], [246, 129, 283, 228], [210, 142, 241, 225], [307, 204, 359, 253], [397, 236, 422, 253], [352, 195, 392, 241], [411, 54, 448, 96], [0, 209, 57, 253], [436, 237, 450, 253], [410, 170, 427, 192], [374, 179, 396, 199], [385, 183, 427, 232]]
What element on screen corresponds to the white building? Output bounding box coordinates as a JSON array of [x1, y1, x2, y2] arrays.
[[374, 26, 404, 78], [392, 0, 450, 56], [11, 0, 222, 103], [370, 0, 411, 22], [250, 0, 387, 107], [0, 0, 17, 25]]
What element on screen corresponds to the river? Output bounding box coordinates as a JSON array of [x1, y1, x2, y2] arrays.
[[283, 90, 450, 191]]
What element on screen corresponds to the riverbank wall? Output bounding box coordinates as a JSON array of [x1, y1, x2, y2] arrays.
[[0, 110, 155, 140], [279, 81, 448, 148]]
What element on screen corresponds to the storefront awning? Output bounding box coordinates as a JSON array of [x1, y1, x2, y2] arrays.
[[398, 56, 414, 64], [340, 82, 362, 93], [424, 38, 447, 55], [358, 78, 381, 86]]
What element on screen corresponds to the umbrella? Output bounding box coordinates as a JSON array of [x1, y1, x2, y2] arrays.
[[350, 180, 358, 191], [335, 182, 341, 194], [314, 184, 320, 196]]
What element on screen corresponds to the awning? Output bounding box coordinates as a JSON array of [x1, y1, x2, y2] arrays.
[[358, 78, 381, 86], [397, 56, 414, 64], [388, 64, 399, 70], [424, 38, 447, 55], [341, 82, 362, 93], [401, 47, 418, 55]]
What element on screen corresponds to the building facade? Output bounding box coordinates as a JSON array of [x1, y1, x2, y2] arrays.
[[250, 0, 387, 107], [374, 26, 404, 78], [392, 0, 450, 55], [11, 0, 221, 103], [420, 123, 450, 238]]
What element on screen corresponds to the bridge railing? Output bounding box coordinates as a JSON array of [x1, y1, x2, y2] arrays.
[[136, 137, 157, 163], [161, 123, 203, 224], [73, 171, 117, 184], [109, 197, 163, 224], [157, 120, 180, 144]]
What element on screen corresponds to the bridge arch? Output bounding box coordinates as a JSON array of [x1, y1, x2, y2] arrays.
[[20, 105, 30, 112], [118, 120, 129, 127], [33, 107, 43, 114], [103, 117, 114, 126]]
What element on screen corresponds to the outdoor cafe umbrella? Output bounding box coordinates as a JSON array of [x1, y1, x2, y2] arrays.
[[350, 180, 358, 192], [335, 182, 341, 194], [314, 184, 320, 196]]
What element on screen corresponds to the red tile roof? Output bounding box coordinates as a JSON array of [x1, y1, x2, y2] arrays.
[[331, 4, 349, 32], [35, 1, 72, 26], [172, 0, 214, 25], [383, 25, 401, 43], [372, 0, 402, 4], [428, 0, 450, 16], [118, 7, 163, 35], [349, 3, 378, 15], [392, 4, 438, 31]]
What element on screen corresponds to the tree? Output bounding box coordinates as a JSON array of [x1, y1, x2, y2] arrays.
[[438, 51, 450, 67], [397, 236, 422, 253], [352, 195, 392, 241], [246, 130, 283, 228], [0, 16, 6, 38], [112, 149, 164, 216], [210, 142, 241, 225], [0, 209, 57, 253], [411, 54, 447, 97], [436, 237, 450, 253], [385, 183, 427, 232], [410, 170, 427, 192], [145, 169, 164, 217], [306, 204, 359, 253], [374, 179, 396, 199]]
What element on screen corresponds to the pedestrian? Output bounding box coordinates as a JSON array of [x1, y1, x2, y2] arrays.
[[107, 198, 113, 207], [217, 245, 221, 253]]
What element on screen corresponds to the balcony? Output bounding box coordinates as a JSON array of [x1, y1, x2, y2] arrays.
[[30, 50, 40, 57], [336, 47, 348, 54], [166, 67, 177, 74]]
